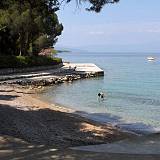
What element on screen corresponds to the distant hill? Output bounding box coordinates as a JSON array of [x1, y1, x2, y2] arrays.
[[55, 46, 88, 53], [56, 50, 70, 53]]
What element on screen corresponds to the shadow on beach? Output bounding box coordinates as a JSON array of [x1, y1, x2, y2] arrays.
[[0, 95, 20, 101], [1, 135, 160, 160], [1, 144, 160, 160], [0, 103, 128, 147], [0, 103, 128, 159], [0, 94, 160, 159]]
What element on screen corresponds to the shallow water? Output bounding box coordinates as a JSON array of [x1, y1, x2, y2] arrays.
[[40, 52, 160, 134]]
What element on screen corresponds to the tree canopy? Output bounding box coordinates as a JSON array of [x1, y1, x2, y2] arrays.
[[68, 0, 120, 12], [89, 0, 119, 12], [0, 0, 63, 56]]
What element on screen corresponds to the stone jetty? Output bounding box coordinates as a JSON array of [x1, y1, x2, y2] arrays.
[[0, 63, 104, 86], [63, 63, 104, 76]]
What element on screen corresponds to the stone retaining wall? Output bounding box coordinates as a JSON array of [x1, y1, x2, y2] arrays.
[[0, 63, 63, 75]]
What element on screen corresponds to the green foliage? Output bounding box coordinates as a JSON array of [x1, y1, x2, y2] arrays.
[[86, 0, 120, 12], [0, 55, 62, 69], [34, 35, 51, 53], [0, 27, 18, 55], [0, 0, 63, 56], [52, 49, 58, 55]]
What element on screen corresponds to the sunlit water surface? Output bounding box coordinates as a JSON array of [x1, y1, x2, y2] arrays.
[[40, 52, 160, 134]]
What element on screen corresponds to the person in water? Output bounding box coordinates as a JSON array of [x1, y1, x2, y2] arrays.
[[98, 92, 104, 99]]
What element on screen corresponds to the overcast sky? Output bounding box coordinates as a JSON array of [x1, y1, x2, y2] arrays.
[[56, 0, 160, 52]]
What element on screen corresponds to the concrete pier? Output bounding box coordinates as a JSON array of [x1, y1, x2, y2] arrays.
[[63, 63, 104, 76]]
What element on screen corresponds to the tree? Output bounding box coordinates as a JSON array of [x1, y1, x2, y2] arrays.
[[0, 27, 17, 55], [88, 0, 119, 12], [66, 0, 120, 12], [0, 0, 63, 56]]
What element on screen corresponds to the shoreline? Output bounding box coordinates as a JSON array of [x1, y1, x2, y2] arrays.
[[0, 84, 135, 149], [37, 89, 138, 136]]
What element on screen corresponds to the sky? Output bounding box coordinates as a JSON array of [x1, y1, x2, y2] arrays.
[[56, 0, 160, 52]]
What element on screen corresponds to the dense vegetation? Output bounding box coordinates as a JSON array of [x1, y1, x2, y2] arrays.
[[0, 55, 62, 69], [0, 0, 63, 56], [0, 0, 119, 68], [84, 0, 119, 12]]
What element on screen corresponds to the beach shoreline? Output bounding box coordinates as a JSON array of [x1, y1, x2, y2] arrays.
[[0, 84, 135, 149]]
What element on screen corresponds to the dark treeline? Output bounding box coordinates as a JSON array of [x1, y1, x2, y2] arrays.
[[0, 0, 63, 56]]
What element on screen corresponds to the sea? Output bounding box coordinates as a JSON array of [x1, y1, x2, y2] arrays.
[[40, 51, 160, 135]]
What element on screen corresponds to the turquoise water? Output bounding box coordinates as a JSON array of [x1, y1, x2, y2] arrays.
[[41, 52, 160, 134]]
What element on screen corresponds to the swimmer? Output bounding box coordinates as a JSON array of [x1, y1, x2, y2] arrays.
[[98, 92, 104, 99]]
